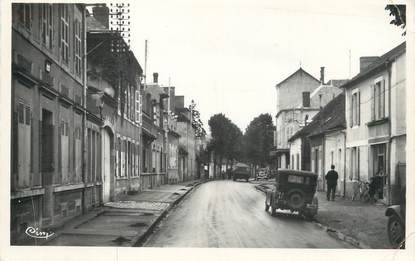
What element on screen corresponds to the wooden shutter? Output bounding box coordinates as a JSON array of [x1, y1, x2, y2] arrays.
[[357, 147, 360, 181], [12, 110, 18, 186], [357, 91, 360, 125], [349, 94, 353, 127], [371, 84, 375, 121], [381, 79, 385, 118]]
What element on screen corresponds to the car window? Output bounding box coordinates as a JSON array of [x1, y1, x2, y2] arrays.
[[287, 175, 304, 184]]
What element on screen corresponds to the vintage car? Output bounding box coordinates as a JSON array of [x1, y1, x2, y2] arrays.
[[385, 164, 406, 248], [232, 163, 251, 182], [265, 169, 318, 219]]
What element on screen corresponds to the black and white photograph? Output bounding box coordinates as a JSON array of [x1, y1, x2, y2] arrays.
[[1, 0, 415, 260]]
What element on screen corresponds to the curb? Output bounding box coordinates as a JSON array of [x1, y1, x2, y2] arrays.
[[133, 181, 204, 246], [254, 184, 370, 249], [311, 220, 370, 249]]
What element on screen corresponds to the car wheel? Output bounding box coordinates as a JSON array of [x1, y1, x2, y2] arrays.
[[287, 189, 305, 209], [388, 214, 405, 248]]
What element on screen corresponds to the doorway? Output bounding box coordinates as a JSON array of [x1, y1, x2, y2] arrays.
[[101, 130, 111, 203]]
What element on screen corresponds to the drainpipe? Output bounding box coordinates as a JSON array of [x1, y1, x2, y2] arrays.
[[342, 130, 347, 198], [386, 60, 392, 205]]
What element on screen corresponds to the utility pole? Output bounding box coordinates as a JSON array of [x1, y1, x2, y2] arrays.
[[144, 40, 148, 85], [349, 49, 351, 78]]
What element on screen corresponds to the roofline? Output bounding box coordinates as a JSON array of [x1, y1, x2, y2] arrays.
[[275, 67, 320, 88], [308, 125, 346, 139], [340, 42, 406, 89]]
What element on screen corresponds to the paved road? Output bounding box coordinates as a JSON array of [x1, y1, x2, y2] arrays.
[[144, 180, 352, 248]]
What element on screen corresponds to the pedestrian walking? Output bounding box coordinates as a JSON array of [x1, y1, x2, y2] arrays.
[[325, 165, 338, 201]]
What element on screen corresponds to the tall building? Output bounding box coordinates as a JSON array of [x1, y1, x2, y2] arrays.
[[11, 3, 88, 243]]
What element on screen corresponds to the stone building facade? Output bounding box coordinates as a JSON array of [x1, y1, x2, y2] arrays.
[[11, 3, 89, 243], [343, 42, 406, 204]]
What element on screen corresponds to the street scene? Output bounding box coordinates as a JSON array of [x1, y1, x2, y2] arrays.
[[7, 0, 408, 253], [144, 180, 351, 248]]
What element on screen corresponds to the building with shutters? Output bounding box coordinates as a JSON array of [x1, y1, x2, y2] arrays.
[[271, 67, 321, 169], [342, 42, 406, 204], [86, 6, 143, 201], [175, 96, 197, 182], [163, 86, 181, 184], [11, 3, 88, 243], [271, 67, 344, 171], [140, 73, 169, 189]]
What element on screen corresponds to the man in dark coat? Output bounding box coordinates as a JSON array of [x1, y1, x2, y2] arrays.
[[325, 165, 339, 201]]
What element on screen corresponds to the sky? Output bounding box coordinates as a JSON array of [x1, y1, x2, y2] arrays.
[[128, 0, 405, 133]]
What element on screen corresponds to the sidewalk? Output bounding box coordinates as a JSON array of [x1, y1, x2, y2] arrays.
[[43, 180, 203, 247], [315, 191, 389, 249], [254, 183, 390, 249]]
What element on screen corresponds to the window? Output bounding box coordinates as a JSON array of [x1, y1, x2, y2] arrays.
[[41, 4, 53, 49], [135, 90, 141, 123], [302, 92, 310, 107], [350, 147, 360, 180], [130, 86, 135, 120], [288, 175, 304, 184], [126, 87, 130, 119], [296, 153, 300, 170], [74, 19, 82, 76], [372, 80, 385, 121], [350, 91, 360, 127], [17, 4, 32, 30], [59, 5, 69, 63], [372, 144, 386, 183], [291, 155, 294, 169], [18, 103, 24, 123]]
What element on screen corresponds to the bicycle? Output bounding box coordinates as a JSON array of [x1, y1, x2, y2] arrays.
[[352, 180, 370, 202]]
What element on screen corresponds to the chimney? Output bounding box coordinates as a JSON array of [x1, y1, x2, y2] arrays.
[[320, 67, 325, 85], [92, 6, 109, 29], [359, 56, 380, 72], [153, 72, 159, 83]]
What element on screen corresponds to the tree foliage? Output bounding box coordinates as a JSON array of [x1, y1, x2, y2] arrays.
[[208, 113, 243, 164], [189, 100, 207, 138], [243, 113, 274, 167], [385, 5, 406, 35]]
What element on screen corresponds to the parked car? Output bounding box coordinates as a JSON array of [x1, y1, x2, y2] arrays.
[[256, 168, 269, 180], [385, 165, 405, 248], [232, 163, 250, 182], [265, 169, 318, 220]]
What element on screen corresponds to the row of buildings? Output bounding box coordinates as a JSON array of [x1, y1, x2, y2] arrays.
[[271, 42, 406, 205], [11, 3, 205, 243]]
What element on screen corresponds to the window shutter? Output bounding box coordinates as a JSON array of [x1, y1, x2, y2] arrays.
[[357, 147, 360, 181], [13, 110, 18, 176], [349, 95, 353, 127], [58, 123, 61, 174], [30, 109, 33, 175], [357, 91, 361, 125], [381, 79, 385, 118], [370, 84, 375, 121]]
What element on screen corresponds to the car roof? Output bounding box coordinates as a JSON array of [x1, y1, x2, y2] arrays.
[[235, 163, 249, 168], [277, 169, 317, 177]]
